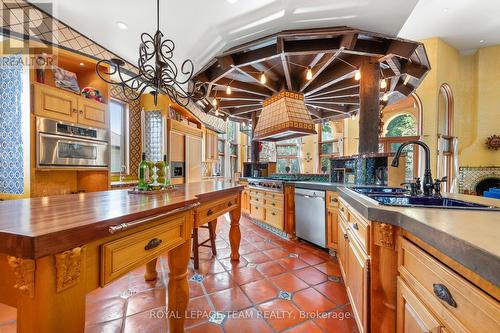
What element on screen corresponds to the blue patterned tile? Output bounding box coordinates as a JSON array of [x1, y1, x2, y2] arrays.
[[0, 55, 24, 195]]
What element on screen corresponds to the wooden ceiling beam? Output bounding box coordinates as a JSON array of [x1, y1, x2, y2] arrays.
[[310, 79, 359, 97], [283, 37, 341, 55], [304, 57, 360, 96], [277, 37, 295, 91], [305, 87, 359, 100], [213, 78, 272, 97], [209, 90, 265, 101], [385, 40, 418, 59], [305, 103, 349, 114], [402, 61, 429, 79], [299, 49, 343, 92], [307, 96, 359, 105], [233, 66, 279, 93], [218, 100, 262, 109], [229, 106, 262, 116], [306, 106, 323, 118], [380, 55, 401, 76], [205, 55, 236, 82], [394, 80, 415, 96], [232, 44, 280, 67]]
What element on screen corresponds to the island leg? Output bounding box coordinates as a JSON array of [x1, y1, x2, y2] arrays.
[[167, 240, 191, 333], [144, 258, 158, 281], [229, 199, 242, 261]]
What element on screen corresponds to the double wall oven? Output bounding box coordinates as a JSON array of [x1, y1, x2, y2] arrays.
[[37, 117, 109, 168]]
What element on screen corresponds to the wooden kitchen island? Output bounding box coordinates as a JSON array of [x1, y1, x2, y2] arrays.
[[0, 181, 243, 333]]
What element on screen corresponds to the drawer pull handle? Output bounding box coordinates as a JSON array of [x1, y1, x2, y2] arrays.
[[332, 198, 338, 203], [227, 202, 232, 207], [340, 207, 344, 212], [207, 209, 214, 216], [144, 238, 162, 251], [271, 202, 275, 206], [352, 223, 359, 230], [271, 212, 276, 216], [344, 233, 348, 240], [72, 108, 78, 113], [433, 284, 457, 308]]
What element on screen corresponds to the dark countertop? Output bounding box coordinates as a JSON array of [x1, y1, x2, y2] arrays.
[[337, 187, 500, 288], [242, 177, 500, 287], [0, 180, 243, 259]]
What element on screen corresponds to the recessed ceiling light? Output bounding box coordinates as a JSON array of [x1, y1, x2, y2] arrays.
[[79, 62, 84, 66], [116, 21, 128, 30], [443, 8, 449, 12], [226, 0, 238, 3], [479, 39, 485, 43]]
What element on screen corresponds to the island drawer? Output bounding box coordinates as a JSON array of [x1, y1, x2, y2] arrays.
[[338, 198, 349, 221], [326, 191, 339, 208], [250, 194, 264, 204], [249, 203, 265, 221], [348, 210, 369, 254], [195, 195, 238, 226], [398, 237, 500, 333], [264, 192, 283, 201], [264, 207, 284, 230], [101, 215, 188, 285], [264, 197, 283, 210]]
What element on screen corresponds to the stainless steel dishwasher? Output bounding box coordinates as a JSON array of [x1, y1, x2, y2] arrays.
[[294, 188, 326, 248]]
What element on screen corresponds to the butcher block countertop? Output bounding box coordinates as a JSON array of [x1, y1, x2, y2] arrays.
[[0, 180, 243, 259]]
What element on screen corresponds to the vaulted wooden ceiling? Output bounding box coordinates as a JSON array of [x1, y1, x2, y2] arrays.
[[193, 26, 430, 123]]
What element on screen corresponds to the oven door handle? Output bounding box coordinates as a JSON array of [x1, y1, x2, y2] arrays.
[[39, 132, 108, 145]]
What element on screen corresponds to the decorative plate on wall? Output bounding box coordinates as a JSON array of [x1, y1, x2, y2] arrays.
[[486, 135, 500, 150]]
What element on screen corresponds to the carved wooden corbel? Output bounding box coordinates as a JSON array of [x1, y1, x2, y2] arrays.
[[375, 223, 395, 249], [55, 247, 83, 292], [7, 256, 35, 298]]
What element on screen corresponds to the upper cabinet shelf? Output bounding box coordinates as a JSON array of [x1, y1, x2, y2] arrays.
[[33, 83, 107, 129]]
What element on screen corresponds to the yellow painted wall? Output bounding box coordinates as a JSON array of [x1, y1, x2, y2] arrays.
[[459, 46, 500, 166], [341, 38, 499, 174]]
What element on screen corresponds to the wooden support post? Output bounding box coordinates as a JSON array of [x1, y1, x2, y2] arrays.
[[167, 240, 191, 333], [358, 57, 381, 153], [251, 112, 260, 163]]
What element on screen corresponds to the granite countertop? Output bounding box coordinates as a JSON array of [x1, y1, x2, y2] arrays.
[[0, 180, 243, 259], [336, 187, 500, 288]]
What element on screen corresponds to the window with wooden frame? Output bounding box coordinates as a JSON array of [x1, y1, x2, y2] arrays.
[[436, 84, 454, 192], [318, 121, 344, 173], [109, 99, 129, 174], [276, 138, 301, 174]]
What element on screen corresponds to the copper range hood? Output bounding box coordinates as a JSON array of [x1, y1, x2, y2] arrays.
[[253, 91, 316, 141]]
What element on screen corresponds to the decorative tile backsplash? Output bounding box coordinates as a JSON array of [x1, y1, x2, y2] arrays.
[[0, 55, 24, 194], [458, 167, 500, 194]]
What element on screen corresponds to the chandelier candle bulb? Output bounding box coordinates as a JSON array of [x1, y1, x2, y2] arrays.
[[382, 93, 389, 101], [226, 85, 232, 95], [380, 79, 387, 89], [354, 68, 361, 81], [260, 72, 267, 84], [212, 99, 218, 107], [351, 112, 356, 120], [306, 67, 313, 80], [215, 109, 219, 116]]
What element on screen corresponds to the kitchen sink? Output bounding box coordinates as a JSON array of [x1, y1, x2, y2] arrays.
[[368, 194, 498, 210], [351, 187, 408, 195]]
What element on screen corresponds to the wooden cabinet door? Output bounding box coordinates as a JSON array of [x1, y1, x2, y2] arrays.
[[346, 231, 369, 333], [170, 131, 185, 162], [397, 277, 444, 333], [327, 208, 338, 250], [186, 135, 202, 183], [34, 83, 78, 123], [337, 216, 348, 279], [205, 131, 212, 161], [242, 190, 250, 213], [78, 97, 107, 128]]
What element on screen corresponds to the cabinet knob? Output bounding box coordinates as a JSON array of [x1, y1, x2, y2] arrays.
[[344, 233, 348, 240], [271, 212, 276, 216], [207, 209, 214, 216], [332, 198, 338, 203], [79, 110, 83, 115], [144, 238, 162, 251], [432, 283, 457, 307], [72, 108, 78, 113], [352, 223, 359, 230]]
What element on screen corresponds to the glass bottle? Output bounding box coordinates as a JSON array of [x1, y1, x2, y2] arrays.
[[138, 152, 150, 190], [156, 156, 165, 185], [163, 155, 171, 187]]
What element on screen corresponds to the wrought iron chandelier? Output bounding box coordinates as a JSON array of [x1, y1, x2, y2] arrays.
[[96, 0, 205, 106]]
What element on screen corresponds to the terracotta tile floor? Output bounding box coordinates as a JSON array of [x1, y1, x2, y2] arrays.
[[0, 215, 358, 333]]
